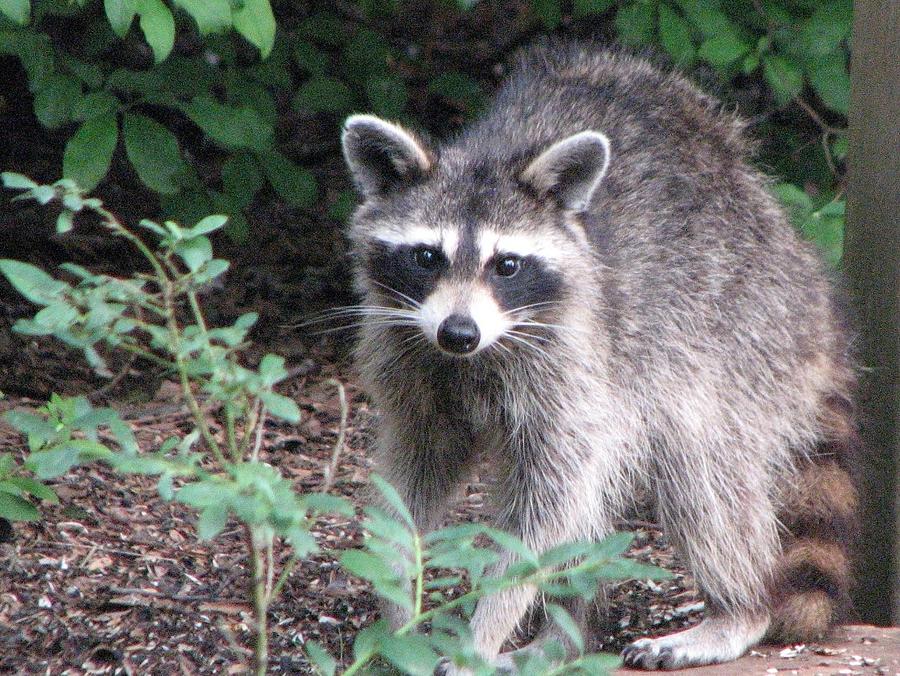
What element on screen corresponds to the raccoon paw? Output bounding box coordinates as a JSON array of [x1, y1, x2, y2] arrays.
[[621, 614, 770, 670], [621, 639, 677, 670]]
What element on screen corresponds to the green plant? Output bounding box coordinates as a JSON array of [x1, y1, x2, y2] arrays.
[[0, 171, 352, 674], [307, 476, 669, 675], [0, 0, 315, 241], [0, 443, 59, 523]]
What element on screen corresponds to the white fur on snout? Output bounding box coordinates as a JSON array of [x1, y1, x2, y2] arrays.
[[469, 287, 510, 351], [418, 284, 511, 355]]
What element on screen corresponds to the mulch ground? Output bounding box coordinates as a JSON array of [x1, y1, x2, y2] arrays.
[[0, 350, 710, 675]]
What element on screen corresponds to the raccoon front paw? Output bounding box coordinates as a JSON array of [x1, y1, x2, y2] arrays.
[[621, 639, 677, 670]]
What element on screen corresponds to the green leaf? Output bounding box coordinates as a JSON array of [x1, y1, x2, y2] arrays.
[[657, 4, 695, 66], [0, 259, 68, 306], [573, 0, 614, 17], [104, 0, 137, 37], [33, 74, 82, 128], [174, 236, 213, 272], [304, 640, 336, 676], [197, 503, 228, 539], [34, 302, 78, 331], [742, 52, 760, 75], [293, 40, 328, 76], [63, 113, 118, 192], [2, 172, 37, 190], [188, 214, 228, 237], [341, 549, 395, 583], [7, 477, 58, 503], [697, 34, 749, 67], [763, 55, 804, 107], [800, 0, 852, 57], [136, 0, 174, 63], [231, 0, 275, 59], [808, 54, 850, 116], [221, 153, 264, 208], [259, 390, 301, 423], [531, 0, 561, 30], [570, 653, 622, 671], [122, 112, 186, 194], [545, 603, 584, 654], [299, 10, 344, 46], [293, 77, 354, 114], [27, 440, 110, 479], [0, 0, 30, 25], [366, 75, 407, 119], [176, 481, 222, 507], [71, 92, 120, 122], [801, 200, 845, 266], [259, 150, 317, 207], [0, 491, 39, 521], [378, 634, 440, 675], [173, 0, 231, 35], [615, 1, 656, 46], [258, 353, 287, 386], [181, 97, 273, 152], [370, 475, 414, 530], [675, 0, 734, 38], [773, 182, 814, 218]]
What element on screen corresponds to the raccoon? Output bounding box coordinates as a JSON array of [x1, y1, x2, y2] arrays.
[[339, 42, 858, 671]]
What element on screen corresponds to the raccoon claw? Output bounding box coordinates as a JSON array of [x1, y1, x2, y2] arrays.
[[621, 640, 676, 670]]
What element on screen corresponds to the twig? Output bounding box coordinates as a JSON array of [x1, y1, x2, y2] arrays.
[[322, 378, 349, 492], [251, 405, 267, 463], [87, 351, 137, 401], [794, 96, 846, 136]]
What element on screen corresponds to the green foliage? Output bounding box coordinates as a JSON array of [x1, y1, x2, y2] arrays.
[[0, 0, 315, 243], [314, 478, 670, 675], [0, 448, 58, 522], [0, 173, 359, 673]]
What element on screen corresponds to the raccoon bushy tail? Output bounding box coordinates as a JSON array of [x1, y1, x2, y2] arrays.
[[768, 393, 859, 641]]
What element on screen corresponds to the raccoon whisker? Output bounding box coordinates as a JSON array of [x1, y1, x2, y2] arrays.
[[370, 280, 422, 310], [502, 332, 554, 361], [302, 318, 421, 336], [514, 320, 588, 335], [503, 300, 560, 315], [506, 329, 554, 344], [382, 334, 429, 373], [300, 306, 418, 323]]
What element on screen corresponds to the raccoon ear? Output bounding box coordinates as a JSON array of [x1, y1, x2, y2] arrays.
[[341, 114, 433, 198], [520, 131, 611, 212]]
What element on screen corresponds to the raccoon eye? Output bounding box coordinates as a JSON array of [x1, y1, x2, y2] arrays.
[[495, 255, 522, 277], [413, 246, 442, 270]]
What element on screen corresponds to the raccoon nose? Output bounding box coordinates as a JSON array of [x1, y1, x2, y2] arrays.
[[437, 314, 481, 354]]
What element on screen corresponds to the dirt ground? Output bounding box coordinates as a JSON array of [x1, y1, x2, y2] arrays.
[[0, 351, 896, 675], [0, 353, 702, 675]]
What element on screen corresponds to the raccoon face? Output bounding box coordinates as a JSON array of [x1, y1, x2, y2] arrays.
[[341, 115, 610, 357]]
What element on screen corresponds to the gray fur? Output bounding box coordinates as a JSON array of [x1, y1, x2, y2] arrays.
[[341, 42, 855, 671]]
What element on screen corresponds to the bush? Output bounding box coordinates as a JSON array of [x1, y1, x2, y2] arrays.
[[1, 1, 849, 261]]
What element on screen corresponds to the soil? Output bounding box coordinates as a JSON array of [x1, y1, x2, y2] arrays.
[[0, 359, 896, 675]]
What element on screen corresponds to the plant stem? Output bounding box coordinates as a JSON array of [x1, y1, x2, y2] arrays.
[[248, 527, 269, 676]]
